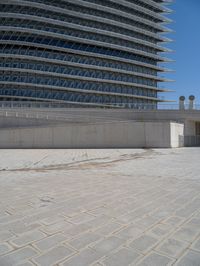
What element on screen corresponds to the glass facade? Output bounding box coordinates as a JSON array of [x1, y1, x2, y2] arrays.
[[0, 0, 172, 108]]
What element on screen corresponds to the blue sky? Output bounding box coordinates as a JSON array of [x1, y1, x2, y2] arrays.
[[161, 0, 200, 103]]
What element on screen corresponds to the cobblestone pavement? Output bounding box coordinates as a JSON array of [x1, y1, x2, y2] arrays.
[[0, 148, 200, 266]]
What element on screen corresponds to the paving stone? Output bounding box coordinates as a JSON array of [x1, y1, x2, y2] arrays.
[[129, 234, 158, 253], [33, 233, 67, 251], [61, 248, 103, 266], [175, 250, 200, 266], [156, 238, 188, 258], [102, 207, 129, 218], [102, 247, 140, 266], [176, 199, 200, 218], [94, 222, 123, 236], [41, 216, 64, 226], [33, 245, 74, 266], [0, 214, 22, 224], [41, 221, 72, 234], [150, 210, 171, 220], [194, 212, 200, 218], [0, 231, 14, 241], [88, 207, 107, 216], [137, 252, 174, 266], [117, 209, 147, 224], [0, 247, 38, 266], [92, 262, 104, 266], [64, 223, 90, 238], [1, 149, 200, 265], [191, 237, 200, 252], [0, 212, 9, 220], [115, 225, 142, 240], [150, 223, 172, 238], [185, 217, 200, 229], [67, 212, 95, 225], [88, 215, 112, 229], [68, 232, 101, 250], [173, 226, 200, 243], [17, 262, 35, 266], [22, 211, 63, 226], [10, 222, 42, 235], [134, 216, 159, 230], [164, 216, 183, 226], [0, 243, 13, 256], [91, 236, 125, 255], [11, 230, 46, 247]]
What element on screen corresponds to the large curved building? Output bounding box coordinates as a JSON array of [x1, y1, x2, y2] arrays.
[[0, 0, 172, 108]]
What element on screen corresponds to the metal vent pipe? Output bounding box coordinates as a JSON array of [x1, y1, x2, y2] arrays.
[[179, 96, 185, 110], [189, 95, 195, 110]]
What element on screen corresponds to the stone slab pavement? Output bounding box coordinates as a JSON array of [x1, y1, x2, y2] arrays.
[[0, 148, 200, 265]]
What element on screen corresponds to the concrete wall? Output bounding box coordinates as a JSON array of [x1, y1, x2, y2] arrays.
[[170, 122, 185, 147], [184, 120, 196, 136], [144, 122, 170, 148], [1, 108, 200, 138], [0, 121, 184, 149]]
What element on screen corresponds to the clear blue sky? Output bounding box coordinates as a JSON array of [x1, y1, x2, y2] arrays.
[[161, 0, 200, 103]]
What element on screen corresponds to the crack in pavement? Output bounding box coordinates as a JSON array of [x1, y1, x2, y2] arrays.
[[0, 149, 156, 172]]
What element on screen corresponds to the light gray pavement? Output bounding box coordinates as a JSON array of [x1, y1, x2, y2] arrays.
[[0, 148, 200, 265]]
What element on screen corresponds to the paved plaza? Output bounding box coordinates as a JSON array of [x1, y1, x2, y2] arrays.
[[0, 148, 200, 265]]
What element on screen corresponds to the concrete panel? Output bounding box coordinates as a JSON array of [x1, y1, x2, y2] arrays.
[[145, 122, 170, 148], [170, 123, 184, 148], [0, 121, 184, 149], [184, 120, 196, 136]]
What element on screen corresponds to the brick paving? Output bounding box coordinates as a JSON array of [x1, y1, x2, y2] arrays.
[[0, 148, 200, 265]]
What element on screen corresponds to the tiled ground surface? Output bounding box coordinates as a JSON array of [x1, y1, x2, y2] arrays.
[[0, 148, 200, 266]]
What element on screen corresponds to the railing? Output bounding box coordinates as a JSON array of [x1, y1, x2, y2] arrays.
[[0, 101, 200, 111], [0, 101, 157, 110], [0, 109, 99, 123], [0, 110, 52, 121], [184, 136, 200, 147], [158, 104, 200, 111], [0, 109, 133, 124], [0, 101, 70, 109]]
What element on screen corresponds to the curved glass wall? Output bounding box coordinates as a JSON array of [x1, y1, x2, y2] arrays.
[[0, 0, 172, 108]]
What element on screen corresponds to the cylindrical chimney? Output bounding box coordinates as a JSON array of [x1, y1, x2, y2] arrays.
[[189, 95, 195, 110], [179, 96, 185, 110]]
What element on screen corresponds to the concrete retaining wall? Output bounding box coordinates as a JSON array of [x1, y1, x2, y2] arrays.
[[0, 121, 184, 148]]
